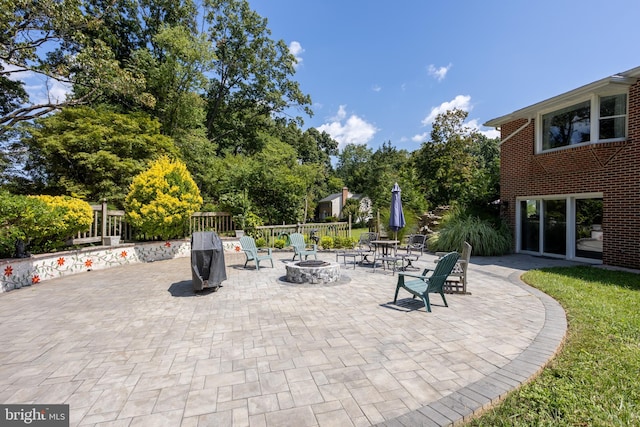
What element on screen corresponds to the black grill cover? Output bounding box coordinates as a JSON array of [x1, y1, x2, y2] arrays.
[[191, 231, 227, 291]]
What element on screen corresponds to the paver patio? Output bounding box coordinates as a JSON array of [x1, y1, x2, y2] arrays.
[[0, 251, 578, 426]]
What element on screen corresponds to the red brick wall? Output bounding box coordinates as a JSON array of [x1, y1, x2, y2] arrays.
[[500, 81, 640, 269]]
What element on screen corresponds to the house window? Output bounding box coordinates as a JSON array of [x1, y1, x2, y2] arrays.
[[539, 93, 627, 152], [599, 94, 626, 140], [541, 101, 590, 150]]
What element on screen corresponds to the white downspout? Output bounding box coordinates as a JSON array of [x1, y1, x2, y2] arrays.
[[497, 117, 532, 146]]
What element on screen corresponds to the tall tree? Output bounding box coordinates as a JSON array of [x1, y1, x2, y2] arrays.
[[412, 109, 499, 208], [19, 106, 178, 205], [366, 141, 426, 215], [203, 0, 312, 153], [0, 0, 152, 135], [145, 25, 216, 136], [335, 143, 373, 195]]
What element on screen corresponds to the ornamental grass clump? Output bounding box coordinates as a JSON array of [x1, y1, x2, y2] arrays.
[[125, 156, 202, 240], [428, 209, 511, 256]]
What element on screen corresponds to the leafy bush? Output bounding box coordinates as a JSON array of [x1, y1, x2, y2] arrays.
[[0, 192, 93, 257], [33, 195, 93, 238], [274, 238, 286, 249], [333, 236, 355, 249], [255, 237, 267, 248], [343, 236, 356, 248], [29, 195, 93, 252], [0, 192, 48, 257], [319, 236, 334, 249], [324, 216, 339, 223], [125, 156, 203, 239], [428, 210, 512, 256]]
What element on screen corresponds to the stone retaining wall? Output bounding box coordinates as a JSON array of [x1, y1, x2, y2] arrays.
[[0, 238, 242, 293]]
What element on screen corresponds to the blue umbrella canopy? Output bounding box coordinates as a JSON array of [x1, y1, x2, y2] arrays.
[[389, 182, 406, 236]]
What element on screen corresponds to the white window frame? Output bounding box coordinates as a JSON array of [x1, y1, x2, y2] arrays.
[[536, 91, 628, 154]]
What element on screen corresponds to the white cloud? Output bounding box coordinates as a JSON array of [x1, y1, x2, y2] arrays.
[[412, 132, 429, 142], [317, 105, 378, 148], [428, 63, 452, 82], [467, 118, 501, 139], [372, 84, 381, 92], [413, 97, 499, 142], [289, 41, 304, 68], [421, 94, 472, 125], [2, 61, 71, 105]]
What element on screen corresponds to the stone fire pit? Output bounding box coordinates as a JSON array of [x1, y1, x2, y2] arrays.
[[285, 260, 341, 284]]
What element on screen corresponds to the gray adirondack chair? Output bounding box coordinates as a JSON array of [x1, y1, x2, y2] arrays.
[[435, 241, 472, 294], [394, 251, 460, 312], [239, 236, 273, 270], [288, 233, 318, 261]]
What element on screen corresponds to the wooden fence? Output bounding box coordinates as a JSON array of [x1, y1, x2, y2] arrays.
[[71, 202, 351, 247], [255, 221, 350, 246], [71, 202, 236, 245]]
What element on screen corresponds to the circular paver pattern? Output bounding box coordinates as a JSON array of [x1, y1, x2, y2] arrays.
[[0, 252, 574, 426]]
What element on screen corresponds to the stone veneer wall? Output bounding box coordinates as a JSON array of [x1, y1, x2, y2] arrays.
[[0, 239, 242, 293]]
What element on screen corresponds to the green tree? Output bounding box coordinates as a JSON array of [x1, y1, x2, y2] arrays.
[[365, 141, 426, 215], [0, 0, 152, 135], [145, 25, 216, 137], [203, 0, 312, 153], [246, 137, 306, 224], [18, 106, 178, 205], [125, 156, 202, 239], [285, 125, 338, 168], [342, 198, 368, 224], [335, 143, 373, 195], [412, 109, 500, 209]]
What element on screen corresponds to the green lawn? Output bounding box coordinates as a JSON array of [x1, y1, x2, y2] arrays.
[[469, 266, 640, 426]]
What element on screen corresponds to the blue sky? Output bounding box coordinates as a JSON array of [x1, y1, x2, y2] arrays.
[[251, 0, 640, 152]]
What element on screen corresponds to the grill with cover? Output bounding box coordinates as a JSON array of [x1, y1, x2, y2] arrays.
[[191, 231, 227, 291]]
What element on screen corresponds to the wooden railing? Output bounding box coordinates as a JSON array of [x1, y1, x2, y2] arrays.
[[71, 204, 350, 247], [72, 202, 131, 244], [190, 211, 235, 233], [71, 202, 235, 245], [255, 221, 350, 246]]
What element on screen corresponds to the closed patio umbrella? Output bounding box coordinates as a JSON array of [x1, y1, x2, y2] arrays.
[[389, 182, 405, 240]]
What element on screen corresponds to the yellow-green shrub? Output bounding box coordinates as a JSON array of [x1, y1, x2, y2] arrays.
[[125, 156, 202, 239], [32, 195, 93, 239], [0, 192, 93, 256], [320, 236, 334, 249]]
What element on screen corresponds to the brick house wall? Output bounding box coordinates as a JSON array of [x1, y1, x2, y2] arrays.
[[499, 80, 640, 269]]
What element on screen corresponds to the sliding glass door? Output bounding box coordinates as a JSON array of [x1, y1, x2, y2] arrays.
[[543, 200, 566, 255], [520, 200, 540, 252], [575, 198, 603, 260], [517, 195, 603, 262]]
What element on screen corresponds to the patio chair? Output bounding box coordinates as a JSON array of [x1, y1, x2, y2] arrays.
[[335, 231, 378, 268], [289, 232, 318, 261], [394, 251, 460, 312], [435, 241, 472, 294], [397, 234, 427, 270], [239, 236, 273, 270]]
